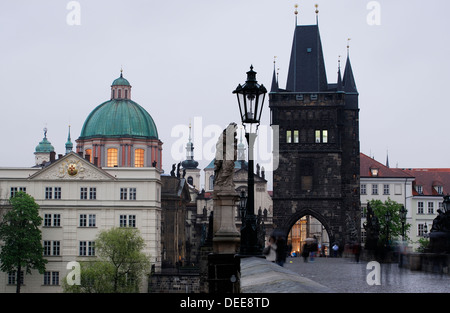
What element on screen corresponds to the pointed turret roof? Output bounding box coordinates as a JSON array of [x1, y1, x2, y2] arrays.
[[286, 25, 328, 92], [270, 64, 279, 93], [343, 55, 357, 93]]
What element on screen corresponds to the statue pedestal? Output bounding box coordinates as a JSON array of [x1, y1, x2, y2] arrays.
[[212, 188, 240, 254]]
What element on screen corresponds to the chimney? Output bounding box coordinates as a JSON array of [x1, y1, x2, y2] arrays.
[[85, 154, 91, 162], [50, 151, 56, 162], [94, 157, 98, 167], [58, 154, 63, 160]]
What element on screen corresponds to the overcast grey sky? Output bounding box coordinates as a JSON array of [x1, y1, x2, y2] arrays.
[[1, 1, 449, 186]]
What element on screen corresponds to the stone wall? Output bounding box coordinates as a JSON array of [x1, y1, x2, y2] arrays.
[[148, 272, 201, 293]]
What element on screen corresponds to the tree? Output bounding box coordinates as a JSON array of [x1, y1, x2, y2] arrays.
[[63, 227, 150, 293], [0, 192, 47, 293], [368, 198, 411, 246]]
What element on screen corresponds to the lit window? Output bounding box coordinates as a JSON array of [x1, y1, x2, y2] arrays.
[[286, 130, 292, 143], [322, 130, 328, 143], [134, 149, 144, 167], [85, 149, 92, 162], [293, 130, 299, 143], [315, 130, 321, 143], [107, 148, 118, 167]]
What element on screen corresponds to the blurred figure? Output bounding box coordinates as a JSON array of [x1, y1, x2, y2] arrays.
[[332, 243, 339, 258], [263, 236, 277, 263], [301, 243, 309, 262], [353, 242, 361, 263], [276, 236, 286, 267]]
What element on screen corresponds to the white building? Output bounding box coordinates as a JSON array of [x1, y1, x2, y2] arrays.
[[0, 72, 163, 292]]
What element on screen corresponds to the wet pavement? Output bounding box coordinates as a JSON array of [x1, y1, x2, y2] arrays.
[[284, 256, 450, 293]]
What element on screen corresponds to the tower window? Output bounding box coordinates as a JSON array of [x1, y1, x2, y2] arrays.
[[293, 130, 299, 143], [118, 89, 122, 98], [188, 176, 194, 186], [125, 89, 128, 99], [315, 130, 328, 143], [134, 149, 144, 167], [286, 130, 292, 143], [209, 175, 214, 190], [107, 148, 118, 167]]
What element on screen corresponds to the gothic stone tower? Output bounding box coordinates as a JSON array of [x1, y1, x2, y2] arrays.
[[269, 22, 360, 246]]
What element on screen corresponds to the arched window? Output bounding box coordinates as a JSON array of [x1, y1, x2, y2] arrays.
[[134, 149, 144, 167], [107, 148, 118, 167], [118, 89, 122, 98], [209, 175, 214, 190], [85, 149, 92, 162], [125, 89, 128, 99], [187, 176, 194, 186]]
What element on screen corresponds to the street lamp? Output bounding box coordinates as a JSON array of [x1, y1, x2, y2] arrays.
[[384, 210, 391, 246], [399, 205, 407, 241], [233, 65, 267, 256]]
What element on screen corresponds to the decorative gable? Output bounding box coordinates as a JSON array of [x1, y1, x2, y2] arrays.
[[28, 152, 115, 181]]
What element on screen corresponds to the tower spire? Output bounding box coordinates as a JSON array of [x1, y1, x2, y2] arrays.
[[315, 4, 319, 25], [294, 4, 299, 26], [270, 56, 279, 92], [65, 125, 73, 154]]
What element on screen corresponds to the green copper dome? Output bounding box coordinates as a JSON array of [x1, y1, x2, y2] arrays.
[[35, 136, 55, 153], [79, 99, 159, 140], [111, 73, 130, 86]]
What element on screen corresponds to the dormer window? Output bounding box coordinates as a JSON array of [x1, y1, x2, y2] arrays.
[[370, 167, 379, 177], [436, 186, 443, 195], [416, 185, 423, 194]]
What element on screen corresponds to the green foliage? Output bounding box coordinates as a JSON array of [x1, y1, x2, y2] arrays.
[[0, 192, 47, 293], [63, 227, 151, 293], [415, 237, 430, 253], [368, 198, 411, 245]]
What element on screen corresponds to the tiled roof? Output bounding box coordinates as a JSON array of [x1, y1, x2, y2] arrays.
[[402, 168, 450, 196], [360, 153, 414, 178]]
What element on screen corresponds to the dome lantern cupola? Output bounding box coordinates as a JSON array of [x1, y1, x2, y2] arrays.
[[111, 70, 131, 100]]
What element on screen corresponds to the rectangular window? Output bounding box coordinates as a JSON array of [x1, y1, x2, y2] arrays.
[[8, 271, 24, 285], [89, 187, 97, 200], [79, 241, 87, 256], [44, 241, 51, 256], [128, 215, 136, 228], [120, 215, 127, 227], [315, 130, 321, 143], [54, 187, 61, 199], [10, 187, 26, 198], [43, 272, 50, 286], [361, 184, 367, 195], [129, 188, 137, 200], [418, 202, 424, 214], [428, 202, 434, 214], [45, 187, 53, 200], [418, 224, 426, 237], [383, 184, 390, 195], [120, 188, 128, 200], [79, 214, 87, 227], [134, 149, 145, 167], [372, 184, 378, 195], [286, 130, 292, 144], [80, 187, 88, 200], [53, 214, 61, 227], [107, 148, 118, 167], [89, 214, 96, 227], [88, 242, 95, 256], [52, 241, 60, 256], [52, 272, 59, 286], [322, 130, 328, 143], [293, 130, 299, 143], [44, 214, 52, 227]]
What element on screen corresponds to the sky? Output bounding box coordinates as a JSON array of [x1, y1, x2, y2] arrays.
[[1, 0, 449, 190]]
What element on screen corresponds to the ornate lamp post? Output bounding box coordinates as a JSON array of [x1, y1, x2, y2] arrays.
[[239, 190, 247, 221], [233, 65, 267, 256], [399, 205, 407, 241]]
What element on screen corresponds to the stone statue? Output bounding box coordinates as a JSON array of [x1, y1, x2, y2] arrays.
[[170, 164, 176, 177], [213, 123, 237, 189], [363, 202, 380, 250], [176, 162, 181, 178]]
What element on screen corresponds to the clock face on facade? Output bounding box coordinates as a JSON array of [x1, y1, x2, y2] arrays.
[[67, 163, 78, 176]]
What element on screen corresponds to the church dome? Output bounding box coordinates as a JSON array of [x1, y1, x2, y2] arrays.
[[35, 129, 55, 153], [78, 73, 158, 140]]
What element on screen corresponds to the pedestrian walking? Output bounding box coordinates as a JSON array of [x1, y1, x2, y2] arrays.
[[263, 236, 277, 262], [353, 243, 361, 263], [275, 236, 286, 267], [332, 243, 339, 258], [301, 243, 309, 262]]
